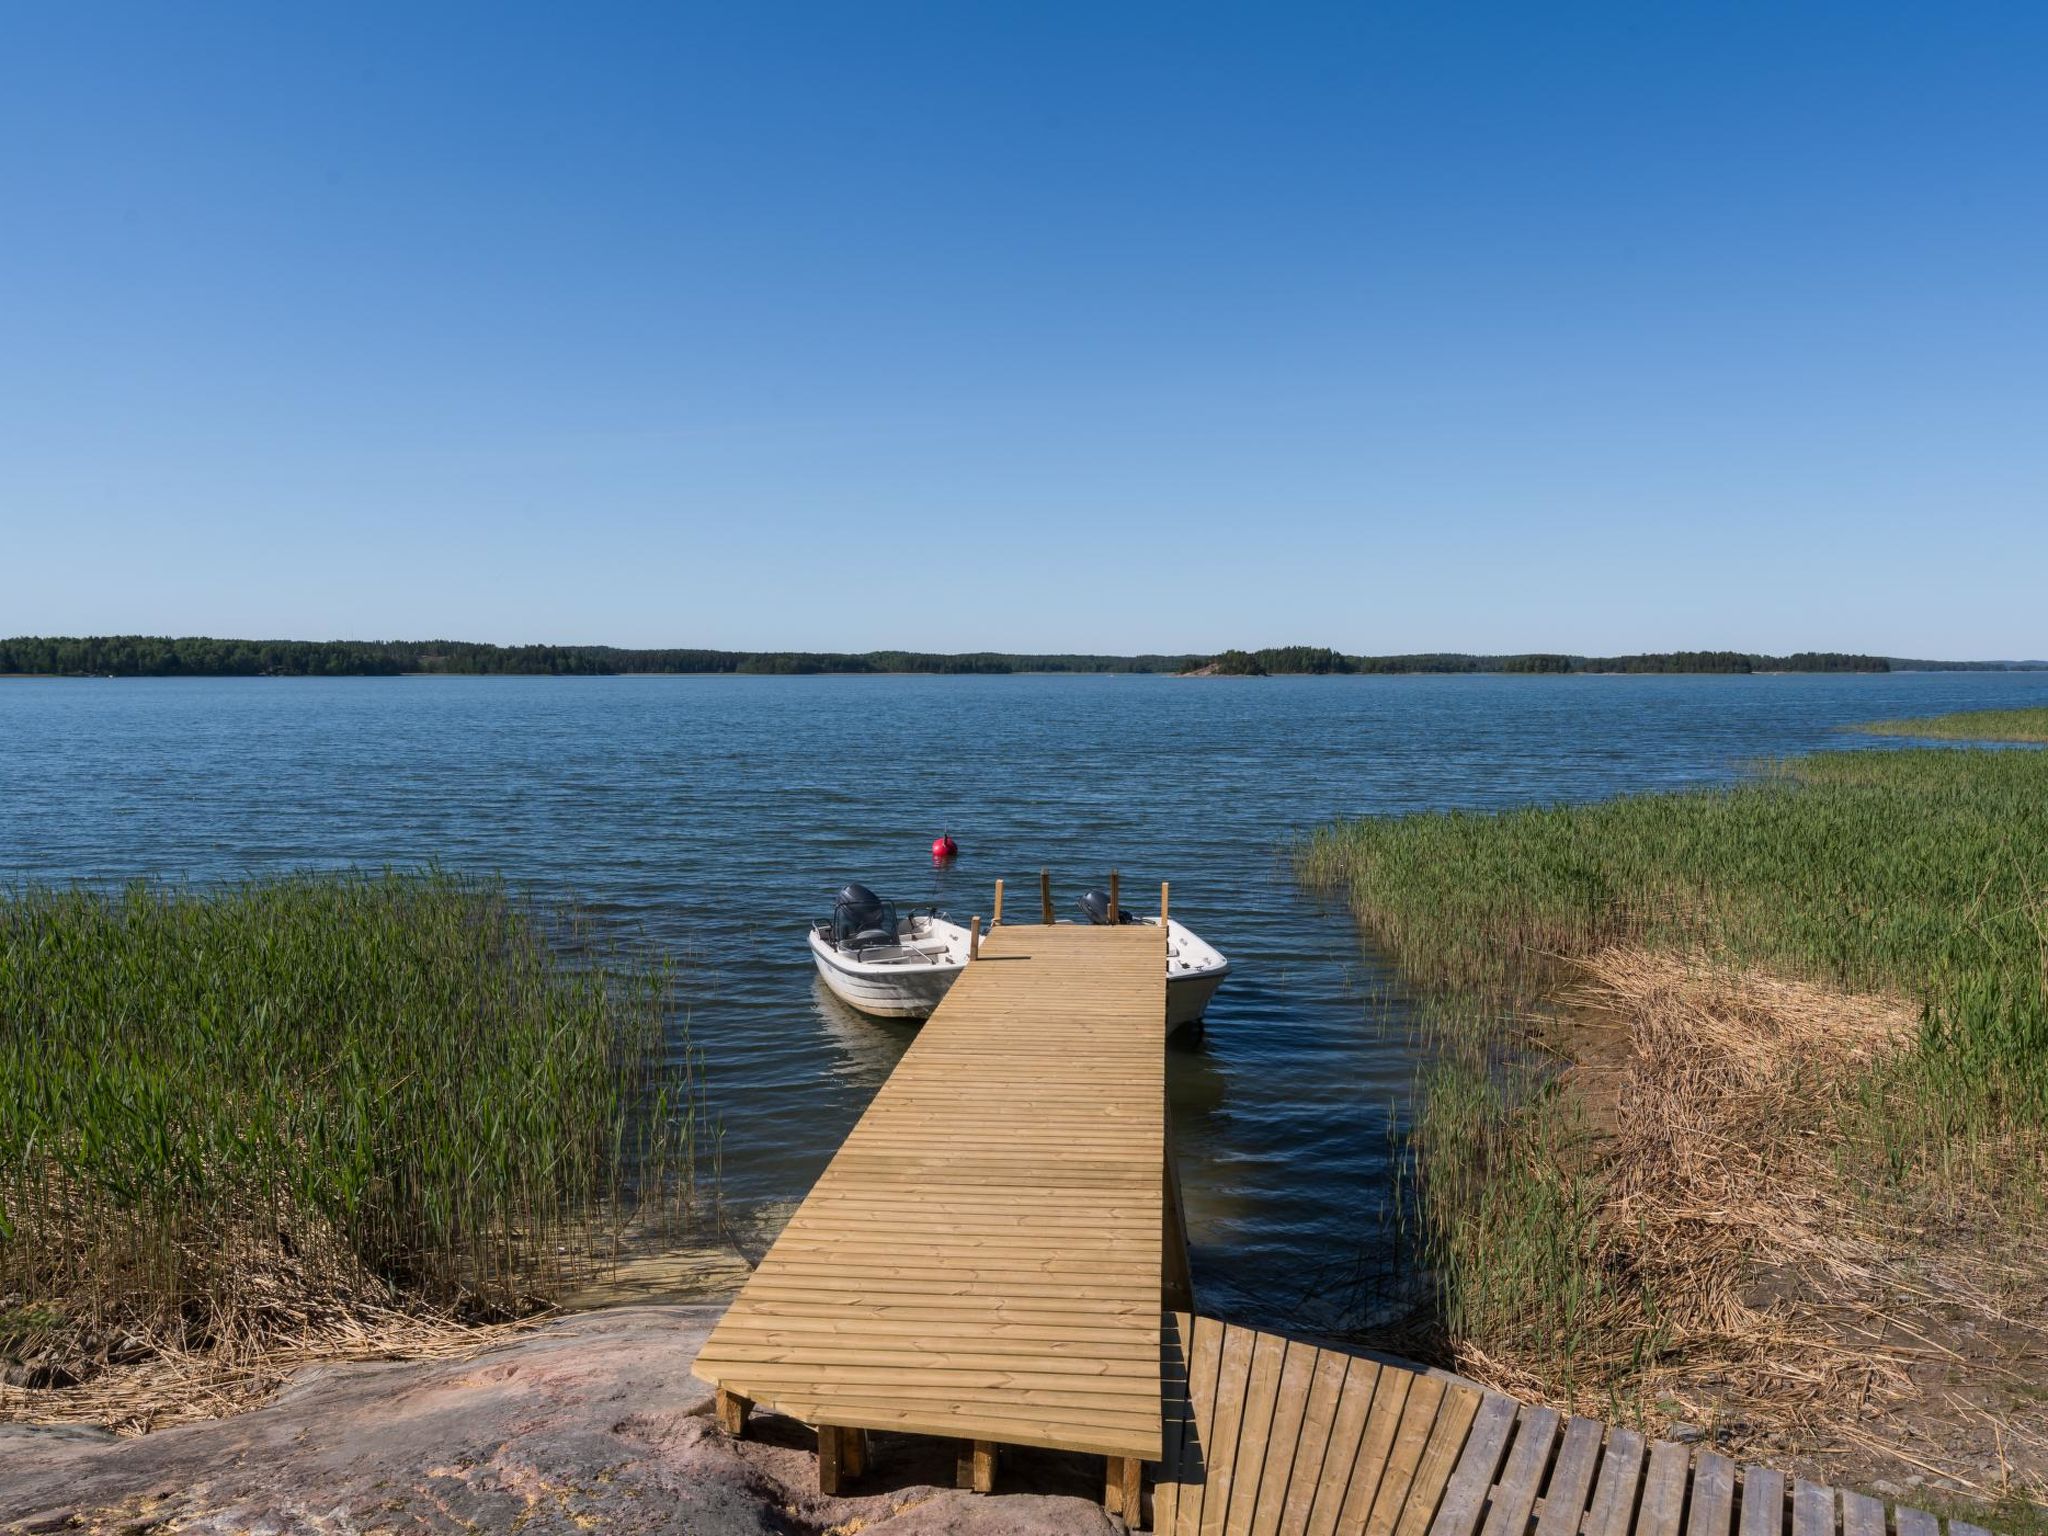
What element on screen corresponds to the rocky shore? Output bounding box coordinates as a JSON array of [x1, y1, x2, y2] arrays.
[[0, 1306, 1122, 1535]]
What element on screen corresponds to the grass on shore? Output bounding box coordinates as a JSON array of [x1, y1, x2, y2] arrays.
[[1850, 706, 2048, 743], [0, 871, 708, 1424], [1299, 746, 2048, 1496]]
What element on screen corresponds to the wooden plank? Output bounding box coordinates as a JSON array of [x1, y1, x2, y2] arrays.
[[1200, 1324, 1260, 1536], [1689, 1453, 1737, 1536], [1250, 1341, 1320, 1536], [1837, 1491, 1884, 1536], [1282, 1354, 1366, 1536], [1739, 1467, 1786, 1536], [1479, 1405, 1562, 1536], [1427, 1393, 1517, 1536], [1950, 1521, 1997, 1536], [1227, 1331, 1291, 1534], [1392, 1386, 1483, 1536], [1585, 1428, 1647, 1536], [1306, 1360, 1406, 1536], [1533, 1418, 1605, 1536], [1894, 1510, 1938, 1536], [1361, 1374, 1450, 1536], [1154, 1311, 1194, 1536], [1791, 1481, 1834, 1536], [1637, 1441, 1690, 1536], [1181, 1314, 1229, 1536]]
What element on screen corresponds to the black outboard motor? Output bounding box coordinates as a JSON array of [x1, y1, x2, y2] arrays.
[[1079, 888, 1134, 926], [832, 883, 898, 948]]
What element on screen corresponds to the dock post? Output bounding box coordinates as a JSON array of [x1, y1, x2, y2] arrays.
[[818, 1425, 844, 1494], [968, 914, 981, 959], [1040, 868, 1053, 925], [714, 1387, 751, 1437], [1105, 1456, 1143, 1519], [1109, 868, 1119, 921], [958, 1439, 998, 1494], [1160, 880, 1170, 924], [992, 878, 1004, 926]]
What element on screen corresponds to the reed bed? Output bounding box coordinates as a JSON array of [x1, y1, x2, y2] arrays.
[[1300, 747, 2048, 1497], [1850, 706, 2048, 744], [0, 871, 708, 1425]]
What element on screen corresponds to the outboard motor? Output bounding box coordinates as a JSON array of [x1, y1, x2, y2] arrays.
[[832, 883, 898, 948], [1079, 888, 1133, 926]]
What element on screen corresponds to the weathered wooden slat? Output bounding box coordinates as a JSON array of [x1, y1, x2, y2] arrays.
[[1361, 1375, 1450, 1536], [1894, 1509, 1939, 1536], [1282, 1354, 1367, 1536], [1636, 1441, 1690, 1536], [1303, 1358, 1393, 1536], [1153, 1311, 1195, 1536], [1838, 1491, 1886, 1536], [1688, 1452, 1738, 1536], [1200, 1324, 1260, 1536], [1792, 1480, 1835, 1536], [1180, 1314, 1229, 1536], [1392, 1386, 1483, 1536], [1739, 1466, 1786, 1536], [1479, 1405, 1562, 1536], [1250, 1341, 1319, 1536], [1428, 1393, 1518, 1536], [1584, 1427, 1647, 1536], [1533, 1417, 1605, 1536], [1228, 1332, 1292, 1534]]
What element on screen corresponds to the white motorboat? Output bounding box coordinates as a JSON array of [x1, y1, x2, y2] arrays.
[[808, 882, 1230, 1029], [808, 884, 975, 1019], [1077, 887, 1231, 1029]]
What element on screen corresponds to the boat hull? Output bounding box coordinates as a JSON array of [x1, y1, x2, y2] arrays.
[[809, 930, 966, 1020], [1166, 968, 1226, 1030]]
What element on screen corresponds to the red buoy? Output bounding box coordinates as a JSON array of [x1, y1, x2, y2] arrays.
[[932, 831, 958, 861]]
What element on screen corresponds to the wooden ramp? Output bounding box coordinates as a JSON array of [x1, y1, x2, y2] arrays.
[[692, 920, 1168, 1471], [1152, 1314, 2006, 1536], [1154, 1311, 1483, 1536]]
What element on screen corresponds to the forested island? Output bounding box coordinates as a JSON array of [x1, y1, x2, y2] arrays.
[[3, 635, 2042, 678], [1185, 646, 2037, 676]]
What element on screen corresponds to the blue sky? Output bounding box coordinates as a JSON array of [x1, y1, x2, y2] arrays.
[[3, 3, 2043, 656]]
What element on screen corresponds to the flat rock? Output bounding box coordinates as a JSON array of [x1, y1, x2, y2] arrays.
[[0, 1305, 1120, 1535]]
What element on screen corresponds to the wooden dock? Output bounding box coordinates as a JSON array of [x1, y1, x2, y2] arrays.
[[692, 917, 1168, 1495], [694, 904, 2013, 1536]]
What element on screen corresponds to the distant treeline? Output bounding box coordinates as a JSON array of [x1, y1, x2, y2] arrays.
[[1186, 647, 2027, 677], [3, 636, 2039, 679], [0, 636, 1197, 678]]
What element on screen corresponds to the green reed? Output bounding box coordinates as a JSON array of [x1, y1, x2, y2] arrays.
[[0, 871, 708, 1345], [1299, 746, 2048, 1378], [1850, 705, 2048, 743]]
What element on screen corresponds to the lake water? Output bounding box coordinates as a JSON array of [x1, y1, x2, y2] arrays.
[[6, 670, 2044, 1339]]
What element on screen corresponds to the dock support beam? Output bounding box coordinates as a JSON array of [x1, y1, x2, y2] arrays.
[[818, 1425, 866, 1494], [992, 878, 1004, 926], [715, 1388, 751, 1438], [1106, 1456, 1143, 1520], [958, 1439, 998, 1493]]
